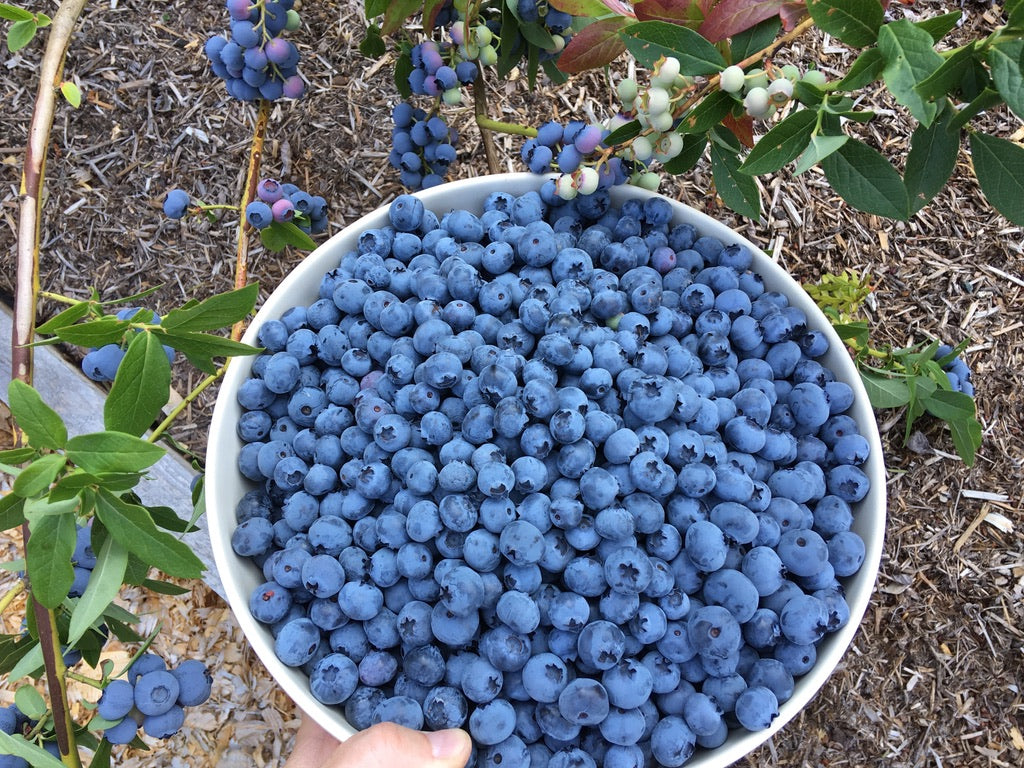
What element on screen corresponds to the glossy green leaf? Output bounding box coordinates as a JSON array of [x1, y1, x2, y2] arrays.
[[603, 119, 643, 147], [949, 87, 1002, 131], [394, 50, 413, 99], [793, 133, 848, 175], [35, 301, 93, 334], [831, 321, 870, 348], [7, 18, 36, 52], [833, 47, 884, 91], [364, 0, 387, 17], [23, 495, 80, 521], [0, 447, 36, 465], [14, 685, 46, 719], [60, 80, 82, 108], [0, 4, 35, 21], [0, 733, 64, 768], [806, 0, 883, 48], [914, 10, 962, 43], [711, 143, 761, 219], [380, 0, 420, 35], [104, 331, 171, 437], [7, 380, 67, 450], [65, 431, 164, 475], [359, 24, 385, 58], [52, 316, 130, 347], [821, 138, 908, 219], [0, 494, 25, 532], [550, 0, 628, 16], [923, 389, 982, 465], [67, 535, 128, 646], [94, 489, 204, 579], [915, 42, 979, 101], [260, 221, 316, 252], [904, 109, 959, 214], [8, 642, 43, 681], [989, 40, 1024, 121], [621, 21, 727, 74], [149, 505, 197, 533], [677, 90, 734, 134], [860, 370, 911, 408], [0, 633, 37, 677], [161, 282, 258, 334], [740, 109, 817, 174], [12, 453, 66, 498], [142, 578, 191, 596], [153, 329, 260, 375], [878, 19, 943, 126], [969, 131, 1024, 226], [662, 133, 708, 174], [26, 511, 77, 608]]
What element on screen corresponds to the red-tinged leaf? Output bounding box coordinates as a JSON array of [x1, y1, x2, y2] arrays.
[[557, 17, 629, 74], [550, 0, 635, 17], [723, 111, 755, 148], [633, 0, 701, 26], [699, 0, 788, 42], [779, 1, 808, 30]]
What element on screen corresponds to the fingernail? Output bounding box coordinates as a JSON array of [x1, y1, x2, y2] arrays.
[[426, 729, 468, 760]]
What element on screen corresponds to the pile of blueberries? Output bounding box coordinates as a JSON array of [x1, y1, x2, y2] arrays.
[[390, 102, 460, 191], [96, 654, 213, 744], [935, 345, 975, 396], [230, 183, 872, 767], [205, 0, 305, 101]]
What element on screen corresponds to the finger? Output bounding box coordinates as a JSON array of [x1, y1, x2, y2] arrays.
[[284, 713, 341, 767], [327, 722, 472, 768]]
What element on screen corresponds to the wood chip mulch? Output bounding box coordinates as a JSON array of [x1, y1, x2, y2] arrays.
[[1, 0, 1022, 766]]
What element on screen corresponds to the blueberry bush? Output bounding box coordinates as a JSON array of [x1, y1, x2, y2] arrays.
[[0, 0, 996, 766]]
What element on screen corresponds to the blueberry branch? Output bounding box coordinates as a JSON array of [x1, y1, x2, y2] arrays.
[[0, 580, 25, 613], [147, 368, 224, 444]]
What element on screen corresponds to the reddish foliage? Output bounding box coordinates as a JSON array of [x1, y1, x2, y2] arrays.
[[556, 17, 630, 74]]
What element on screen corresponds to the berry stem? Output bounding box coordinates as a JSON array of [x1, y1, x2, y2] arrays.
[[37, 291, 79, 306], [232, 98, 271, 342], [0, 579, 25, 614], [475, 113, 538, 139], [147, 368, 224, 444], [64, 670, 104, 689]]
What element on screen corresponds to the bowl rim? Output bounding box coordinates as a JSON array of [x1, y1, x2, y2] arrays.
[[207, 172, 886, 766]]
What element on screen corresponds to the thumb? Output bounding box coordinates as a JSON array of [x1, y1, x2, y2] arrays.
[[327, 722, 472, 768]]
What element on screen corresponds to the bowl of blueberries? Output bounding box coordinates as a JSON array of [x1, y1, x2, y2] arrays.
[[206, 173, 886, 767]]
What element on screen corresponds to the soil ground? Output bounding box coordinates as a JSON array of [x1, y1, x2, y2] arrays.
[[1, 1, 1022, 766]]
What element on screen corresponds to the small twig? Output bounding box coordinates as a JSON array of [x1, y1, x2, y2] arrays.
[[0, 581, 25, 614]]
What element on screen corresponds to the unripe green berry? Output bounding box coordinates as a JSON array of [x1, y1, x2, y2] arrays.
[[781, 64, 801, 82], [767, 78, 794, 104], [745, 68, 769, 91], [636, 171, 660, 191], [473, 25, 493, 47], [720, 65, 745, 94], [617, 78, 639, 105], [646, 87, 671, 116], [743, 86, 771, 118], [652, 56, 681, 87], [442, 87, 463, 106], [556, 174, 578, 200], [801, 69, 827, 88], [574, 167, 599, 195], [547, 35, 566, 54], [285, 9, 301, 31], [655, 133, 684, 161], [631, 135, 654, 162], [648, 110, 674, 133], [478, 44, 498, 67]]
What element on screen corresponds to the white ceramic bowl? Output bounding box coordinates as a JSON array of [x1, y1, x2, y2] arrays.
[[207, 173, 885, 765]]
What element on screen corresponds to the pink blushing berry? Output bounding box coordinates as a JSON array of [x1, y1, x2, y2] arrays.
[[257, 178, 283, 203], [282, 75, 305, 99], [573, 125, 604, 155], [272, 198, 295, 223]]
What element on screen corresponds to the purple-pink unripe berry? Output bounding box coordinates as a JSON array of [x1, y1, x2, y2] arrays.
[[573, 125, 604, 155], [257, 178, 284, 203], [272, 198, 295, 223], [264, 37, 292, 65]]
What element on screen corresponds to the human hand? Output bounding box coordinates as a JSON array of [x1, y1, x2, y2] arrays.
[[284, 713, 472, 768]]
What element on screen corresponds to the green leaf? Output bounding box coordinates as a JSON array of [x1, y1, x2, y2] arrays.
[[60, 80, 82, 108], [260, 221, 317, 252], [0, 4, 36, 21], [142, 578, 191, 596], [12, 453, 67, 498], [793, 132, 848, 176], [149, 505, 197, 533], [877, 19, 943, 126], [831, 321, 870, 348], [14, 685, 46, 719], [0, 633, 37, 677], [662, 133, 708, 175], [970, 131, 1024, 226], [915, 46, 977, 104], [0, 494, 25, 532], [104, 332, 172, 437], [153, 329, 260, 375], [677, 90, 734, 135], [7, 380, 67, 450], [53, 316, 129, 347], [517, 20, 557, 52], [861, 369, 912, 408], [23, 494, 80, 521], [833, 47, 885, 91], [26, 511, 77, 608], [8, 642, 43, 681], [0, 733, 64, 768], [821, 137, 909, 219], [727, 16, 781, 63], [1010, 0, 1024, 28], [364, 0, 387, 17], [604, 119, 643, 147], [904, 109, 959, 214], [806, 0, 883, 48], [122, 553, 150, 586], [740, 109, 817, 174], [923, 389, 982, 465], [620, 21, 727, 75], [67, 535, 128, 646], [989, 39, 1024, 122], [7, 18, 36, 52], [161, 283, 259, 334], [35, 301, 93, 334], [394, 50, 413, 99], [89, 735, 112, 768], [549, 0, 620, 16], [94, 489, 204, 579], [949, 87, 1002, 131], [380, 0, 420, 35], [914, 10, 962, 43], [0, 447, 37, 464], [52, 469, 142, 496], [359, 23, 385, 58], [711, 143, 761, 219], [65, 431, 165, 475]]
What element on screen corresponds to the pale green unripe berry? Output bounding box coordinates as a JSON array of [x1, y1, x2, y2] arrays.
[[617, 78, 639, 105], [478, 44, 498, 67], [461, 42, 480, 60], [744, 86, 771, 118], [802, 69, 827, 88], [745, 68, 769, 91], [652, 56, 681, 87], [767, 78, 794, 104], [719, 65, 745, 94], [648, 110, 674, 133], [574, 167, 599, 195], [546, 35, 566, 54], [781, 64, 801, 82], [442, 87, 463, 106], [674, 75, 693, 90], [556, 174, 578, 200], [285, 9, 301, 31], [655, 133, 684, 161], [635, 171, 660, 191], [646, 87, 671, 116], [631, 135, 654, 162], [606, 114, 630, 132], [473, 25, 493, 46]]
